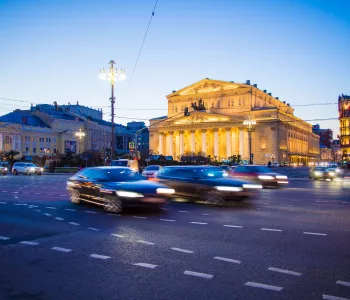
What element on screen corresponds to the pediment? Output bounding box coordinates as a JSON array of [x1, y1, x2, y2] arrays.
[[161, 111, 231, 126]]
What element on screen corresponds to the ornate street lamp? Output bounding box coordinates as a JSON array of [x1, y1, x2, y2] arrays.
[[75, 128, 86, 154], [99, 61, 126, 161], [243, 117, 257, 164]]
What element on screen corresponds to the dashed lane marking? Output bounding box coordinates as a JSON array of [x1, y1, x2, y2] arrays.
[[171, 247, 194, 254], [137, 240, 155, 245], [214, 256, 241, 264], [268, 267, 302, 276], [88, 227, 100, 232], [111, 234, 125, 238], [0, 236, 10, 240], [303, 232, 327, 236], [65, 209, 76, 211], [1, 191, 7, 192], [60, 195, 66, 197], [179, 210, 188, 213], [20, 241, 39, 246], [223, 225, 243, 229], [160, 219, 176, 222], [244, 281, 283, 292], [336, 280, 350, 287], [52, 247, 72, 253], [190, 222, 207, 225], [134, 263, 157, 269], [35, 210, 41, 212], [133, 216, 147, 219], [69, 222, 80, 226], [108, 213, 120, 216], [0, 202, 6, 204], [184, 271, 213, 279], [46, 207, 56, 210], [261, 228, 283, 232], [90, 254, 111, 260], [202, 213, 211, 216], [323, 295, 350, 300], [85, 211, 98, 214], [55, 217, 64, 221], [44, 213, 52, 216]]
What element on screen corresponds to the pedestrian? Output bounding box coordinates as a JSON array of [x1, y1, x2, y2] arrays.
[[268, 161, 272, 168], [49, 161, 53, 173]]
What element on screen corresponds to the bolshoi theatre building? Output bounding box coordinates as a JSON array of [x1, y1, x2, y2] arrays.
[[149, 78, 320, 165]]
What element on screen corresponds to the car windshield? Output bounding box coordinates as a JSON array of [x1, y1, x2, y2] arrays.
[[251, 166, 270, 173], [98, 168, 142, 182], [145, 166, 160, 171], [200, 167, 227, 178], [314, 167, 328, 171], [111, 161, 128, 167]]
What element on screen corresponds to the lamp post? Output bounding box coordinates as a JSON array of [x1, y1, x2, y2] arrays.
[[99, 61, 126, 162], [243, 117, 256, 164], [75, 128, 86, 154]]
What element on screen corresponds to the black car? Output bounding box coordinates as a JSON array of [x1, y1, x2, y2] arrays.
[[156, 166, 262, 205], [67, 167, 175, 213]]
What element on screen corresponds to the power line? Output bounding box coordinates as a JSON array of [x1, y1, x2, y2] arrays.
[[127, 0, 159, 89]]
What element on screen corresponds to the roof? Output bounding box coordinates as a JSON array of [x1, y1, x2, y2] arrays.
[[150, 116, 167, 121], [0, 110, 49, 127]]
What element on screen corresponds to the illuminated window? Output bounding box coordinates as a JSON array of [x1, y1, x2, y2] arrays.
[[217, 100, 220, 108]]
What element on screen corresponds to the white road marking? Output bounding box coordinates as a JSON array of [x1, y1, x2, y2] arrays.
[[134, 263, 157, 269], [111, 234, 125, 238], [88, 227, 100, 232], [20, 241, 39, 246], [323, 295, 350, 300], [34, 193, 41, 195], [245, 281, 283, 292], [137, 240, 155, 245], [202, 213, 211, 216], [261, 228, 283, 232], [0, 202, 6, 204], [47, 194, 54, 195], [35, 209, 41, 212], [28, 205, 38, 208], [190, 222, 207, 225], [268, 267, 302, 276], [184, 271, 213, 279], [85, 211, 97, 214], [52, 247, 72, 253], [171, 247, 194, 254], [46, 207, 56, 210], [1, 191, 7, 192], [60, 195, 66, 197], [90, 254, 111, 260], [13, 203, 22, 206], [303, 232, 327, 236], [133, 216, 147, 219], [179, 210, 188, 213], [65, 209, 76, 211], [214, 256, 241, 264], [108, 213, 120, 216], [336, 280, 350, 287], [69, 222, 80, 226], [44, 213, 52, 216], [13, 192, 18, 194], [223, 225, 243, 228], [0, 236, 10, 240], [160, 219, 176, 222], [55, 217, 64, 221]]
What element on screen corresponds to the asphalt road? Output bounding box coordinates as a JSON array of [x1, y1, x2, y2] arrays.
[[0, 171, 350, 300]]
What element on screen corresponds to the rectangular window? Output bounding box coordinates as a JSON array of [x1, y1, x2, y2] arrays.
[[33, 148, 36, 153]]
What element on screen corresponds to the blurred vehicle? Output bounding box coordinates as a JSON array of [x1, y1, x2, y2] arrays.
[[219, 165, 234, 175], [309, 166, 336, 180], [156, 166, 262, 205], [111, 159, 139, 172], [267, 162, 280, 168], [142, 165, 162, 179], [282, 162, 290, 167], [343, 175, 350, 189], [0, 165, 8, 175], [67, 167, 175, 213], [230, 165, 288, 187], [12, 162, 43, 175], [327, 164, 343, 177]]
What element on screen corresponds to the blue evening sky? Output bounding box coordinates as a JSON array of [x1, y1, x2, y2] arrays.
[[0, 0, 349, 136]]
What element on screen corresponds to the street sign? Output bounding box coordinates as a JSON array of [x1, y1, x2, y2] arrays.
[[129, 142, 135, 149]]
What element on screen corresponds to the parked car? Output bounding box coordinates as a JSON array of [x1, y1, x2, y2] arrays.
[[111, 159, 139, 172], [156, 166, 262, 205], [0, 165, 8, 175], [66, 167, 175, 213], [142, 165, 162, 179], [230, 165, 288, 187], [12, 162, 43, 175], [309, 166, 336, 180]]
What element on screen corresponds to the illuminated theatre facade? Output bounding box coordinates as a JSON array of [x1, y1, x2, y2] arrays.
[[149, 79, 320, 165]]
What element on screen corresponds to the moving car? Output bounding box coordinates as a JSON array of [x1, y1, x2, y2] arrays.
[[309, 166, 336, 180], [111, 159, 139, 172], [66, 167, 175, 213], [12, 162, 43, 175], [0, 165, 8, 175], [230, 165, 288, 187], [142, 165, 162, 179], [156, 166, 262, 205]]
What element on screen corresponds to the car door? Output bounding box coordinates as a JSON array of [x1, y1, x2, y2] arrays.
[[77, 169, 99, 202]]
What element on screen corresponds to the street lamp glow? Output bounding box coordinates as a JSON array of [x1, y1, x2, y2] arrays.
[[243, 116, 257, 165], [75, 128, 86, 140]]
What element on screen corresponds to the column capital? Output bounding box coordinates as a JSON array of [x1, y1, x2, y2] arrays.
[[168, 131, 174, 135], [159, 132, 164, 136], [213, 128, 219, 133], [179, 130, 184, 134], [190, 130, 196, 134], [201, 129, 207, 133], [225, 128, 231, 132]]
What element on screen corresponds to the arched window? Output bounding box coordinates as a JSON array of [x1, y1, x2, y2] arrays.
[[3, 135, 12, 152], [228, 100, 230, 107]]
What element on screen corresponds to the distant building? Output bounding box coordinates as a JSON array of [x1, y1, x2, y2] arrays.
[[126, 121, 149, 157], [338, 94, 350, 162], [331, 139, 341, 162], [312, 124, 333, 149]]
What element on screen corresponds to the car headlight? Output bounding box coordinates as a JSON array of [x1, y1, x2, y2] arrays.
[[258, 175, 274, 180], [314, 171, 322, 176], [214, 186, 243, 192], [242, 184, 263, 189], [223, 172, 228, 177], [329, 171, 335, 176], [41, 168, 44, 172], [116, 191, 144, 198], [276, 175, 287, 180], [30, 167, 35, 171], [4, 168, 7, 171], [99, 187, 114, 194], [156, 188, 175, 194], [335, 169, 340, 173]]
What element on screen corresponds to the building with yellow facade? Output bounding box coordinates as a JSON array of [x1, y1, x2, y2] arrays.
[[338, 94, 350, 161], [149, 78, 320, 165]]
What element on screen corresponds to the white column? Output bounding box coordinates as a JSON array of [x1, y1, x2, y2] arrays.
[[239, 129, 244, 157], [231, 131, 236, 154], [190, 130, 195, 153], [168, 132, 173, 157], [158, 133, 164, 154], [214, 130, 219, 158], [226, 129, 231, 158], [0, 133, 2, 151], [12, 134, 15, 150], [202, 130, 207, 156], [175, 134, 179, 158], [179, 131, 184, 156]]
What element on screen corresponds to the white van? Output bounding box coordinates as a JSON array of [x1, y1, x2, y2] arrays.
[[111, 159, 139, 172]]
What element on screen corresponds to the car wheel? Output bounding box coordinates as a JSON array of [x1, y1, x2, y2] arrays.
[[26, 170, 31, 176], [104, 196, 122, 213], [3, 173, 7, 176], [69, 189, 81, 204], [203, 190, 225, 206], [13, 170, 18, 175], [37, 172, 42, 176]]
